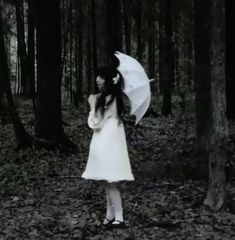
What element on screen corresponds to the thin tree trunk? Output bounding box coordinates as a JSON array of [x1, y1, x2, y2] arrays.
[[194, 0, 211, 151], [0, 7, 32, 148], [160, 0, 174, 116], [61, 0, 72, 86], [147, 0, 155, 79], [16, 57, 20, 94], [174, 17, 180, 90], [225, 0, 235, 119], [136, 0, 143, 61], [78, 0, 84, 103], [15, 0, 30, 96], [69, 7, 73, 103], [27, 0, 35, 98], [87, 1, 92, 96], [181, 13, 188, 90], [107, 0, 122, 53], [87, 28, 92, 96], [187, 26, 193, 89], [182, 10, 193, 89], [122, 0, 131, 55], [75, 1, 79, 105], [92, 0, 109, 67], [74, 0, 84, 104], [61, 0, 66, 80], [159, 0, 164, 93], [91, 0, 98, 91]]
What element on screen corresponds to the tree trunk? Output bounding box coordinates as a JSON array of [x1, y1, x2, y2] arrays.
[[74, 0, 84, 105], [69, 6, 73, 103], [173, 15, 180, 91], [87, 29, 92, 95], [92, 0, 109, 67], [159, 0, 164, 93], [92, 0, 122, 69], [35, 0, 65, 143], [160, 0, 174, 116], [194, 0, 227, 210], [107, 0, 122, 53], [16, 57, 20, 94], [194, 0, 211, 178], [87, 1, 92, 95], [225, 0, 235, 119], [147, 0, 155, 79], [182, 10, 194, 90], [15, 0, 30, 96], [0, 7, 32, 148], [203, 0, 227, 210], [186, 25, 193, 89], [122, 0, 131, 55], [194, 0, 212, 153], [77, 0, 84, 103], [27, 0, 35, 99], [61, 0, 72, 86], [136, 0, 143, 61], [75, 1, 79, 104]]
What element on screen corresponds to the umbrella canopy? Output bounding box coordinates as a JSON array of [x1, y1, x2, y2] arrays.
[[114, 51, 151, 124]]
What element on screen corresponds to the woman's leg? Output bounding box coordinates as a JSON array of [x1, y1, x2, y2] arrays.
[[106, 182, 124, 223], [103, 186, 115, 224], [101, 181, 114, 224]]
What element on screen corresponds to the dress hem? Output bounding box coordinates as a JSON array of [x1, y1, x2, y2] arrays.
[[81, 173, 134, 182]]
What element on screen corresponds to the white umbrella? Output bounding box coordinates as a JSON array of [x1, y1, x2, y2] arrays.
[[114, 51, 151, 124]]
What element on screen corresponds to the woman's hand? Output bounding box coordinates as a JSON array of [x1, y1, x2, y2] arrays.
[[88, 94, 97, 109]]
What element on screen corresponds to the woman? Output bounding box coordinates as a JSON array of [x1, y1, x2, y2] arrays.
[[81, 66, 134, 228]]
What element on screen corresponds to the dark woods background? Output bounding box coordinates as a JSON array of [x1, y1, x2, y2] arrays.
[[0, 0, 235, 214]]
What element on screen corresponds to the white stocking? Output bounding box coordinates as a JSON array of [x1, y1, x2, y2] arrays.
[[106, 183, 124, 223], [104, 187, 114, 221]]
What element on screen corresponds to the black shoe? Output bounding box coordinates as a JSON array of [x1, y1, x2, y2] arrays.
[[110, 220, 126, 228], [103, 218, 115, 226]]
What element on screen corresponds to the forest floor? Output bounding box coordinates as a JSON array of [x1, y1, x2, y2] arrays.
[[1, 96, 235, 240]]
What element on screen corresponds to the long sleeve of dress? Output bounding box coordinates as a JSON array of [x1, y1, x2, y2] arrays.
[[87, 95, 113, 129]]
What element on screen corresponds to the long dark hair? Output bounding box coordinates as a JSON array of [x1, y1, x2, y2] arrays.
[[95, 66, 125, 121]]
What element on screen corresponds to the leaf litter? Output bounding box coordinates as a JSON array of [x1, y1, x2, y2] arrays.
[[0, 98, 235, 239]]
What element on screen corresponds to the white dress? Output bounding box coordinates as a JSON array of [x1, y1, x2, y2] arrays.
[[81, 94, 134, 182]]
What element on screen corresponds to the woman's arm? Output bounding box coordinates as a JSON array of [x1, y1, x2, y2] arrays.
[[88, 94, 97, 109], [87, 95, 112, 129]]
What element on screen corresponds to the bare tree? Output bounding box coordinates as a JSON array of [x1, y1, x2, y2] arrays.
[[35, 0, 65, 143], [204, 0, 227, 210], [75, 0, 84, 104], [225, 0, 235, 119], [135, 0, 143, 61], [122, 0, 132, 55], [15, 0, 30, 96], [160, 0, 174, 116], [92, 0, 122, 68], [194, 0, 228, 210], [0, 6, 31, 148]]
